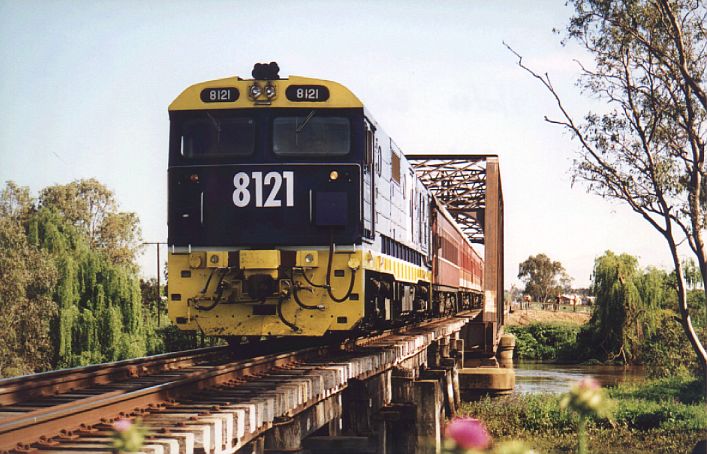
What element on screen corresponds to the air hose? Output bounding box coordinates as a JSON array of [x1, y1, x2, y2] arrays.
[[276, 295, 301, 333], [289, 233, 357, 304], [290, 271, 324, 310], [297, 268, 328, 288], [195, 268, 229, 311], [325, 234, 357, 303], [200, 268, 216, 294]]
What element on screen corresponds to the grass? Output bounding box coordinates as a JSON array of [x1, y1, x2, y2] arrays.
[[459, 376, 706, 453]]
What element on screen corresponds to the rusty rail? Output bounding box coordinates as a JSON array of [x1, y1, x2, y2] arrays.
[[0, 346, 230, 407], [0, 315, 474, 453]]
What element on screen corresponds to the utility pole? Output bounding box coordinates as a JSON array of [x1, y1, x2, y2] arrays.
[[143, 242, 167, 325]]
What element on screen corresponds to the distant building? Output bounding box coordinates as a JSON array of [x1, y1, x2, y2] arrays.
[[559, 294, 581, 305]]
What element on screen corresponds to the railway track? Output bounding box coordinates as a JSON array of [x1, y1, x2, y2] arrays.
[[0, 315, 473, 454]]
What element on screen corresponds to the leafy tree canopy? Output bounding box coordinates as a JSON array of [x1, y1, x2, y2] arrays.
[[39, 179, 142, 266], [0, 185, 57, 376], [518, 253, 568, 303], [0, 180, 148, 374]]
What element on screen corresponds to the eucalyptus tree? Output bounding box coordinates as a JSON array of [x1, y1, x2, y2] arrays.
[[0, 183, 57, 376], [39, 179, 142, 266], [507, 0, 707, 387], [518, 253, 567, 303]]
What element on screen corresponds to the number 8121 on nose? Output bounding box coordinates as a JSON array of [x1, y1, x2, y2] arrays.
[[232, 171, 295, 208]]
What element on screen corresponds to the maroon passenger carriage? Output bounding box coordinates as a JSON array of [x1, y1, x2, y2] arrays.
[[431, 199, 484, 314]]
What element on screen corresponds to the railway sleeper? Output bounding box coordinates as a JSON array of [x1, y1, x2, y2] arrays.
[[5, 317, 473, 454]]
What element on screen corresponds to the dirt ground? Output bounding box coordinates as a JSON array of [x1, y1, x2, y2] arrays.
[[505, 308, 591, 326]]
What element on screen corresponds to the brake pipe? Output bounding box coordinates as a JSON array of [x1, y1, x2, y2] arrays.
[[276, 296, 301, 333], [290, 275, 324, 310], [324, 232, 357, 303]]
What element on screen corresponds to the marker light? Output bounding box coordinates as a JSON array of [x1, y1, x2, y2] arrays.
[[189, 174, 199, 183], [249, 84, 262, 99], [264, 83, 276, 99], [329, 170, 339, 181], [304, 253, 314, 264]]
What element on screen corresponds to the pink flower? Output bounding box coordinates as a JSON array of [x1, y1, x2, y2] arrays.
[[445, 418, 491, 449], [112, 418, 133, 433], [577, 377, 600, 391]]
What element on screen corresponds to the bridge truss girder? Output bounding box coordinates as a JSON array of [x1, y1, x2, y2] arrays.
[[407, 157, 489, 243], [407, 154, 505, 348]]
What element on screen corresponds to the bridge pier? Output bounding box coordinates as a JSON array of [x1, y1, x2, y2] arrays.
[[457, 331, 516, 399], [263, 393, 343, 453]]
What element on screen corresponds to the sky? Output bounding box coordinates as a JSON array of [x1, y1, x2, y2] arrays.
[[0, 0, 680, 288]]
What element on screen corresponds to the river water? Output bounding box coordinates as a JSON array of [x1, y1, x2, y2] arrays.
[[513, 361, 646, 394]]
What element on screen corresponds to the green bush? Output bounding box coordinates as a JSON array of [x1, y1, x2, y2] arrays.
[[156, 325, 199, 352], [641, 309, 699, 378], [609, 376, 704, 405], [506, 323, 580, 360], [464, 394, 575, 432], [615, 399, 707, 430]]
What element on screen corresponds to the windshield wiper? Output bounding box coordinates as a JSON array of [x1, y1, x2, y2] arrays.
[[207, 113, 223, 146], [296, 110, 316, 133]]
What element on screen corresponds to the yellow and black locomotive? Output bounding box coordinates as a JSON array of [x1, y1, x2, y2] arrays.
[[167, 63, 482, 339]]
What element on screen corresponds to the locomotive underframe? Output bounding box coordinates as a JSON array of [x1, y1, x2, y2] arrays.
[[167, 246, 470, 337]]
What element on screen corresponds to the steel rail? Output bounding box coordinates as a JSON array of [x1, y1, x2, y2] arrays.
[[0, 345, 330, 452], [0, 346, 230, 407]]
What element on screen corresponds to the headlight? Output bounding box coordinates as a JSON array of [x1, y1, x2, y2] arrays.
[[329, 170, 339, 181], [264, 84, 276, 99], [249, 84, 262, 98], [304, 253, 314, 264]]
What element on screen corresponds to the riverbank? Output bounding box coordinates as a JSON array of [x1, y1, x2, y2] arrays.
[[460, 376, 706, 453], [506, 308, 590, 326]]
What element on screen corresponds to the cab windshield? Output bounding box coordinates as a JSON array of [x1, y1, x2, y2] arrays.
[[273, 113, 350, 156], [180, 114, 255, 158]]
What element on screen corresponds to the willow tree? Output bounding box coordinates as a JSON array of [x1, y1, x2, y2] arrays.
[[588, 251, 665, 362], [508, 0, 707, 388]]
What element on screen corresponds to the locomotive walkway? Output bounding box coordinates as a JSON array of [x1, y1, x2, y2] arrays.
[[0, 311, 511, 454]]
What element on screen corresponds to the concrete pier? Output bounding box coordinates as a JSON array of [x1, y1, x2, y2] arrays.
[[458, 367, 515, 399], [457, 332, 516, 399], [497, 333, 516, 368]]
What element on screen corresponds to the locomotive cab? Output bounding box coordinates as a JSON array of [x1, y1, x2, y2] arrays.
[[167, 107, 365, 248]]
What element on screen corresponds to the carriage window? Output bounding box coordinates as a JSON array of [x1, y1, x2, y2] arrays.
[[273, 115, 350, 156], [181, 116, 254, 157], [391, 152, 401, 183]]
